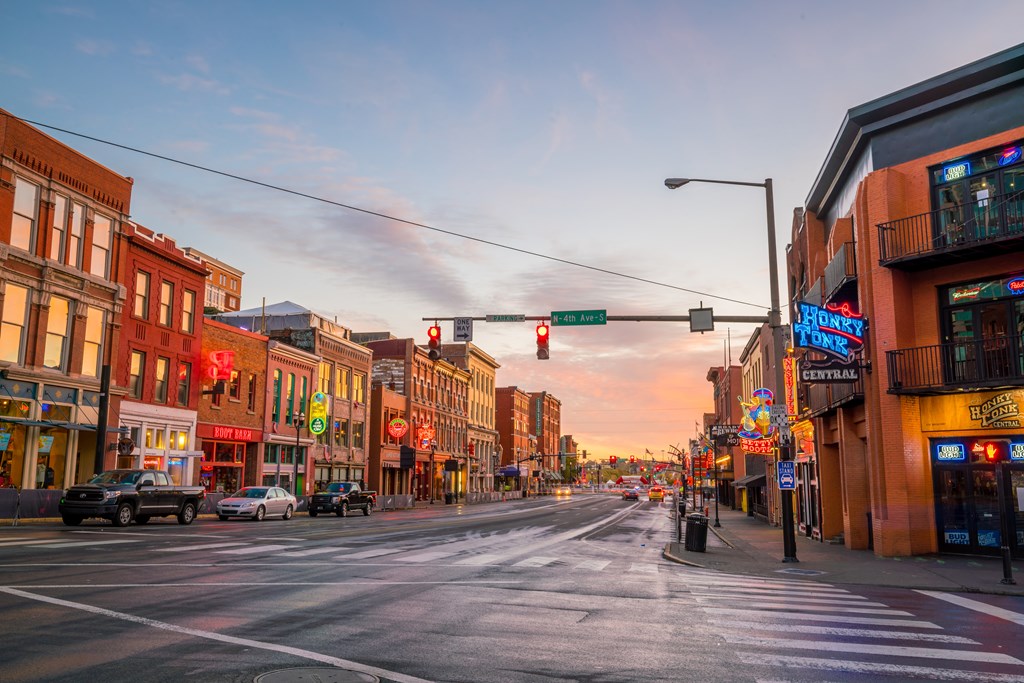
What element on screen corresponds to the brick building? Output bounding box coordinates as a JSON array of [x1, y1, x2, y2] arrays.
[[705, 365, 743, 508], [791, 43, 1024, 557], [496, 386, 533, 492], [183, 247, 242, 313], [0, 110, 131, 490], [529, 391, 561, 489], [439, 342, 501, 493]]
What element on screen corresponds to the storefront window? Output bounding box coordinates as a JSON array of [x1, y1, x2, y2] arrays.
[[0, 424, 27, 487]]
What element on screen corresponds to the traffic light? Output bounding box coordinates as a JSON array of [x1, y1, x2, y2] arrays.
[[427, 325, 441, 360], [983, 440, 1010, 463], [609, 456, 618, 465], [629, 455, 636, 463], [536, 322, 550, 360]]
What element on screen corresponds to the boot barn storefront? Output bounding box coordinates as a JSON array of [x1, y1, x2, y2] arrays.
[[922, 389, 1024, 557]]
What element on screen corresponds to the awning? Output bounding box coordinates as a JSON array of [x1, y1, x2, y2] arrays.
[[0, 418, 95, 431], [733, 473, 766, 489], [496, 466, 521, 477]]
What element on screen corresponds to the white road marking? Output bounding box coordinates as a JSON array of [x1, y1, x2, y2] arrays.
[[693, 593, 887, 607], [156, 542, 251, 552], [217, 544, 297, 555], [513, 556, 558, 568], [722, 632, 1022, 664], [697, 599, 907, 615], [682, 585, 864, 599], [342, 548, 406, 559], [277, 547, 349, 557], [574, 560, 611, 571], [629, 563, 659, 574], [392, 551, 457, 563], [35, 539, 140, 549], [702, 607, 933, 627], [917, 590, 1024, 627], [0, 586, 434, 683], [740, 653, 1024, 682], [709, 620, 978, 643], [0, 539, 63, 547], [455, 554, 505, 566]]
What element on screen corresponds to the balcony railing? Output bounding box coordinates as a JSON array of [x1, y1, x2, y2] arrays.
[[823, 242, 856, 302], [877, 190, 1024, 268], [802, 374, 864, 417], [887, 335, 1024, 394]]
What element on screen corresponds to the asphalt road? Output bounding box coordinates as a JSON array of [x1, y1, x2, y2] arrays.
[[2, 494, 1023, 682]]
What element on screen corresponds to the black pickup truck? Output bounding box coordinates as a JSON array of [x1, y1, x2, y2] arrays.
[[308, 481, 375, 517], [59, 469, 206, 527]]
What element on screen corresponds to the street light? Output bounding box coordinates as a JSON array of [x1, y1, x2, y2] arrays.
[[665, 176, 798, 562], [292, 412, 305, 497], [714, 454, 731, 528]]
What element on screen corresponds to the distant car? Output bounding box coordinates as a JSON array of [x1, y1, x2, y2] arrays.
[[217, 486, 296, 521], [555, 486, 572, 497], [622, 489, 639, 501], [648, 487, 665, 502]]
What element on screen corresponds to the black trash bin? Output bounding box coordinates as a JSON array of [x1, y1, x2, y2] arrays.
[[684, 513, 709, 552], [444, 493, 453, 505]]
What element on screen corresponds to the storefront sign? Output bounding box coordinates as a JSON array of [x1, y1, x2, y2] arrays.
[[740, 437, 775, 455], [968, 392, 1021, 428], [793, 302, 865, 360], [799, 358, 861, 383], [783, 357, 798, 414], [944, 530, 970, 545], [934, 443, 966, 461], [738, 388, 776, 440], [920, 390, 1024, 432], [308, 392, 328, 435], [1007, 278, 1024, 295], [387, 417, 409, 439], [942, 161, 970, 182], [198, 424, 259, 442], [38, 435, 54, 453], [999, 147, 1022, 166], [1012, 443, 1024, 462], [205, 350, 235, 381]]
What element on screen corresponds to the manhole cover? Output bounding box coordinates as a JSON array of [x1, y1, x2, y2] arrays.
[[254, 667, 379, 683], [775, 568, 827, 576]]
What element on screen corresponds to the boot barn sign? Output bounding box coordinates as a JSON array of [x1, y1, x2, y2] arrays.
[[794, 301, 865, 383]]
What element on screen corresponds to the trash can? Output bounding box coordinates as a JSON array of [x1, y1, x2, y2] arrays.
[[444, 493, 453, 505], [684, 513, 709, 552], [677, 499, 687, 515]]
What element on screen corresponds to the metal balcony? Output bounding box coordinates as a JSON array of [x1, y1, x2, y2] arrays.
[[886, 335, 1024, 395], [877, 191, 1024, 269], [802, 374, 864, 417], [823, 242, 857, 303]]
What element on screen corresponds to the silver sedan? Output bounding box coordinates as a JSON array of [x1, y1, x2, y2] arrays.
[[217, 486, 296, 521]]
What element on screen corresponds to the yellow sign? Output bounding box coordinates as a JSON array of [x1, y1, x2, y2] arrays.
[[308, 392, 329, 435], [920, 389, 1024, 432]]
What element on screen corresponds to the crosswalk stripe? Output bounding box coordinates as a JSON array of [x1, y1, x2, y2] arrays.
[[678, 574, 837, 590], [739, 653, 1024, 681], [681, 585, 863, 599], [700, 601, 911, 616], [278, 547, 349, 557], [693, 593, 887, 608], [455, 554, 505, 566], [342, 548, 406, 559], [629, 563, 659, 574], [157, 542, 251, 552], [392, 551, 457, 563], [918, 590, 1024, 627], [574, 560, 611, 571], [513, 556, 558, 568], [35, 539, 139, 549], [709, 620, 978, 643], [703, 606, 940, 628], [0, 539, 67, 547], [218, 544, 297, 555], [722, 632, 1022, 664]]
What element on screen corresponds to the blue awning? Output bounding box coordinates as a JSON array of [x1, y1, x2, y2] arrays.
[[496, 466, 521, 477]]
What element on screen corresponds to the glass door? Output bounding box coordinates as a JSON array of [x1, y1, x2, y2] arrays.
[[1012, 469, 1024, 557], [979, 303, 1011, 380], [969, 174, 998, 240], [1002, 168, 1024, 234], [937, 470, 970, 549], [945, 309, 977, 383], [972, 469, 1002, 551]]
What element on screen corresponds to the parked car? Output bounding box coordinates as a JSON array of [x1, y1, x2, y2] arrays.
[[622, 489, 639, 501], [59, 469, 206, 527], [308, 481, 374, 517], [648, 486, 665, 502], [217, 486, 296, 521]]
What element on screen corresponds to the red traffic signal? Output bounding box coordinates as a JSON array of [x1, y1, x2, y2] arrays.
[[427, 325, 441, 360], [629, 455, 636, 463], [609, 455, 618, 465], [536, 323, 550, 360], [983, 440, 1010, 463]]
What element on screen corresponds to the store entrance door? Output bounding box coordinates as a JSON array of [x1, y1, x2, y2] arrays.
[[936, 465, 1023, 557]]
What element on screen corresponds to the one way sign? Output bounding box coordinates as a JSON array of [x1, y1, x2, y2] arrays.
[[454, 317, 473, 342]]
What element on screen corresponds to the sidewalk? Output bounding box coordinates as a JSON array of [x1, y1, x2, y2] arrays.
[[663, 504, 1024, 596]]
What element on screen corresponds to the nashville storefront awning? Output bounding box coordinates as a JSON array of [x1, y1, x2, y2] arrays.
[[496, 465, 521, 477], [733, 473, 766, 489]]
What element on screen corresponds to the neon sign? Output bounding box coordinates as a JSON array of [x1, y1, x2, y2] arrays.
[[205, 350, 235, 381], [793, 302, 865, 360], [738, 388, 776, 440], [942, 161, 970, 182], [934, 444, 965, 461], [388, 417, 409, 439], [1007, 278, 1024, 295], [998, 147, 1022, 167]]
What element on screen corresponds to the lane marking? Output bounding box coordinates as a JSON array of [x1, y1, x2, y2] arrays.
[[574, 560, 611, 571], [216, 544, 297, 555], [709, 620, 978, 643], [35, 539, 140, 549], [680, 584, 859, 598], [629, 563, 659, 574], [392, 551, 457, 563], [156, 542, 251, 552], [0, 540, 62, 547], [739, 653, 1024, 682], [695, 598, 898, 613], [343, 548, 406, 559], [0, 586, 434, 683], [917, 590, 1024, 627], [676, 577, 843, 592], [702, 607, 936, 628], [455, 554, 505, 566], [693, 593, 886, 608], [1, 580, 522, 588], [277, 547, 350, 558], [513, 556, 558, 568], [722, 632, 1022, 663]]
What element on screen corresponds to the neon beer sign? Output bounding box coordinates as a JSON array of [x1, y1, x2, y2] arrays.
[[793, 302, 865, 360], [205, 350, 235, 381]]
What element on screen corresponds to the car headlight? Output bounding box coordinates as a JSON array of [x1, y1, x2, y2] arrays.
[[331, 496, 341, 503], [103, 490, 121, 500], [240, 501, 256, 508]]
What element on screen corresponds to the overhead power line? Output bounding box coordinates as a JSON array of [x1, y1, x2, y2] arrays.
[[20, 116, 768, 310]]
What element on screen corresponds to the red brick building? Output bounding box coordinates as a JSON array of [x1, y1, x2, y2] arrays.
[[529, 391, 562, 489], [496, 386, 532, 491], [791, 44, 1024, 557], [0, 110, 130, 489], [705, 365, 744, 508], [112, 222, 208, 485]]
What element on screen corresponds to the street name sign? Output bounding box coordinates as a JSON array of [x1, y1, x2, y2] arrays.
[[454, 317, 473, 341], [777, 460, 796, 490], [551, 309, 607, 326], [486, 314, 525, 322]]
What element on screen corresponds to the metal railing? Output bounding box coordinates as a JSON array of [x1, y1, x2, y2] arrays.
[[887, 335, 1024, 393], [878, 190, 1024, 264], [823, 242, 856, 302]]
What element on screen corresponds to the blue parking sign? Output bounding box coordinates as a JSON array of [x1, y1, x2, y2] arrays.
[[777, 461, 796, 490]]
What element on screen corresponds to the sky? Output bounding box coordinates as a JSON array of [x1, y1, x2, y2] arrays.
[[2, 1, 1022, 462]]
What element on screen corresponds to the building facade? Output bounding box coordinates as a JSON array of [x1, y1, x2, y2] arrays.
[[262, 340, 319, 495], [705, 365, 744, 509], [439, 342, 500, 493], [529, 391, 562, 489], [183, 247, 243, 314], [793, 43, 1024, 557], [496, 386, 532, 491]]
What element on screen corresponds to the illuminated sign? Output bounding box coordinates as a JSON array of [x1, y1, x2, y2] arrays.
[[740, 437, 775, 455], [782, 357, 798, 415], [951, 286, 982, 302], [935, 444, 966, 461], [968, 392, 1021, 428], [417, 423, 436, 448], [942, 161, 971, 182], [738, 388, 776, 440], [800, 358, 861, 383], [205, 350, 235, 381], [1012, 443, 1024, 461], [1007, 278, 1024, 295], [212, 426, 256, 441], [387, 417, 409, 439], [793, 302, 865, 360], [308, 392, 328, 435], [38, 435, 55, 453], [998, 147, 1022, 166]]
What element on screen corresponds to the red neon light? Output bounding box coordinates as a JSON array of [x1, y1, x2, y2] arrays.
[[205, 350, 235, 381], [824, 302, 862, 319]]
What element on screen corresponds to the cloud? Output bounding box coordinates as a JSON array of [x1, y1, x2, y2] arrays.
[[75, 39, 115, 56], [159, 73, 230, 95], [185, 54, 211, 74]]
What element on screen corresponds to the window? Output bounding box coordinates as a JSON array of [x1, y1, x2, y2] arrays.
[[159, 281, 173, 326], [181, 289, 196, 333], [129, 351, 146, 399], [43, 296, 71, 370], [336, 366, 349, 399], [272, 370, 282, 423], [333, 419, 349, 447], [90, 213, 112, 277], [82, 306, 104, 378], [319, 362, 331, 395], [229, 370, 241, 400], [0, 284, 29, 363], [177, 361, 192, 406], [229, 278, 237, 291], [300, 376, 307, 418], [352, 422, 364, 449], [247, 373, 257, 411], [134, 271, 150, 319], [50, 194, 68, 261], [286, 373, 295, 423], [154, 357, 169, 403], [219, 274, 226, 286], [12, 177, 39, 252], [353, 373, 365, 404], [67, 202, 84, 269]]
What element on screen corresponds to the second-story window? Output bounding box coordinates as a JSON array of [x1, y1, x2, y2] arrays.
[[229, 370, 241, 400], [286, 373, 295, 423], [11, 177, 39, 252], [229, 277, 237, 291], [43, 296, 71, 371], [129, 351, 146, 399], [319, 362, 331, 395], [247, 373, 257, 411], [177, 361, 192, 406], [336, 366, 349, 399], [90, 213, 112, 278], [134, 271, 150, 319], [67, 201, 84, 269], [154, 357, 169, 403], [82, 306, 104, 378], [272, 370, 282, 423], [50, 194, 68, 261], [352, 422, 364, 449], [182, 289, 196, 333], [0, 284, 30, 364], [159, 281, 173, 326], [353, 373, 365, 404]]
